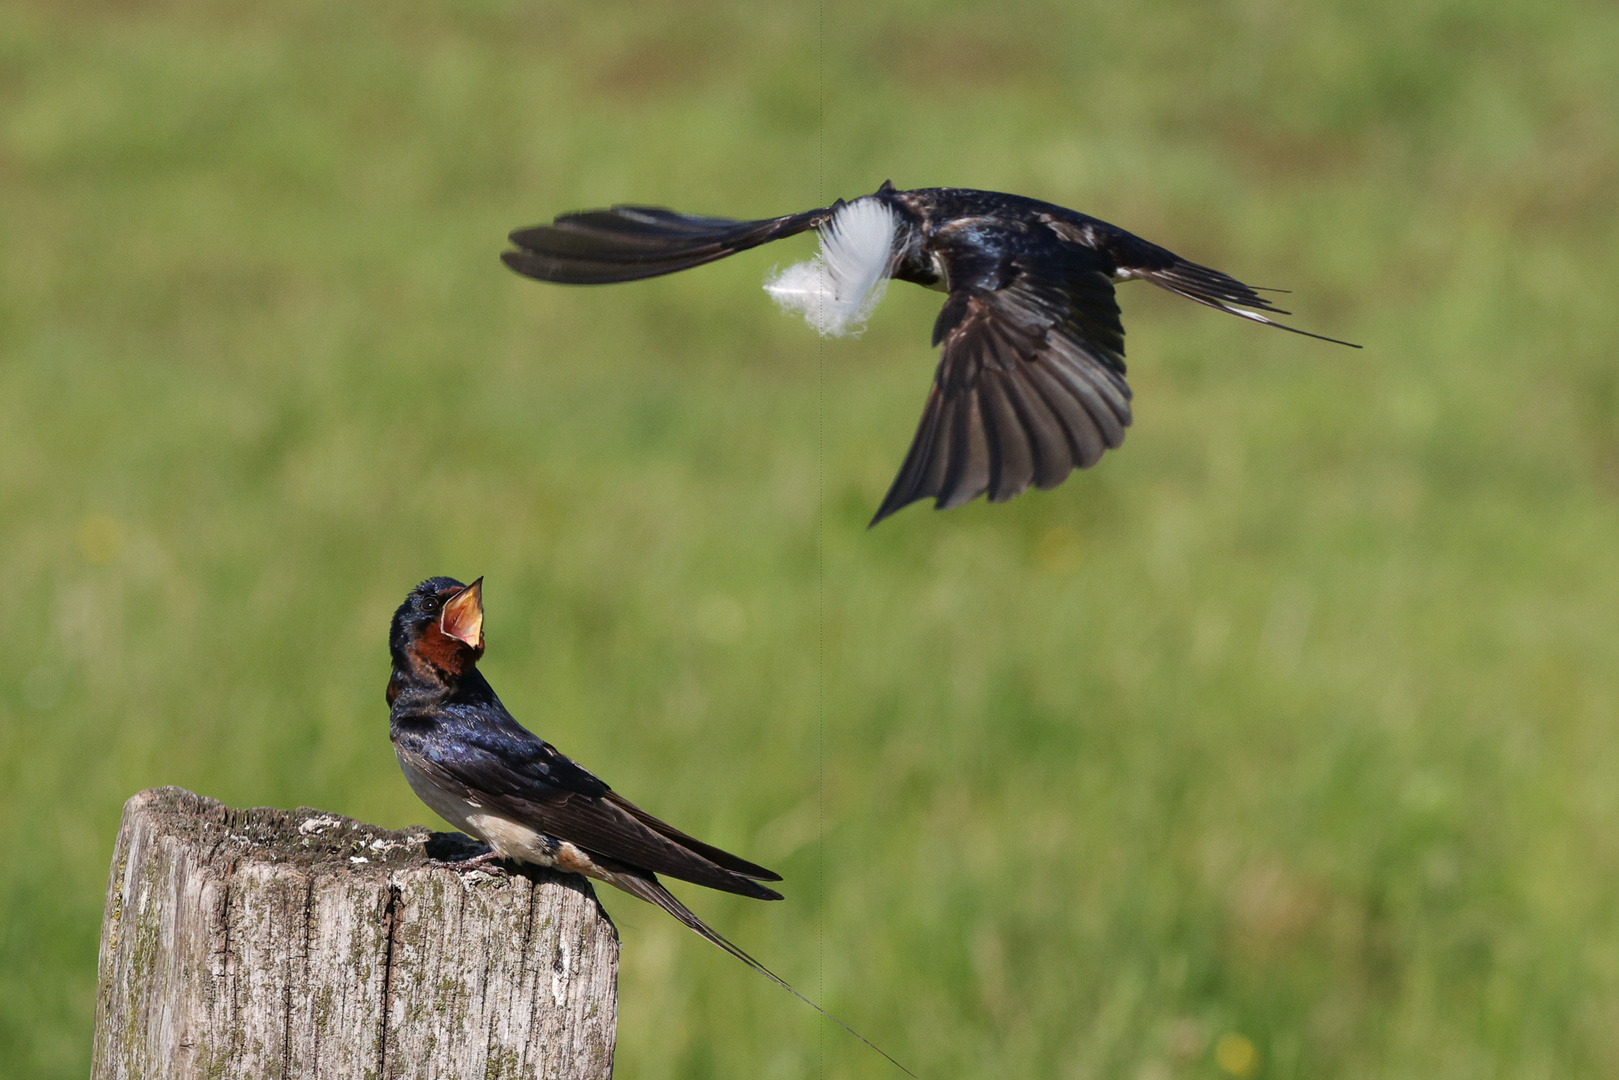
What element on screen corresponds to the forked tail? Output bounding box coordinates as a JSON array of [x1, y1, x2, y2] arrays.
[[1139, 260, 1361, 348]]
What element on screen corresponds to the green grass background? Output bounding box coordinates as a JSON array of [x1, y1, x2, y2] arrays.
[[4, 0, 1618, 1076]]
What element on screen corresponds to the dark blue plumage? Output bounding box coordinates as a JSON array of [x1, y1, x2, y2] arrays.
[[385, 576, 912, 1075], [504, 182, 1358, 525], [387, 576, 776, 893]]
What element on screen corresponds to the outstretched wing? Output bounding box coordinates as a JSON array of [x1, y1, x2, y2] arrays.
[[871, 228, 1134, 526], [502, 204, 831, 284]]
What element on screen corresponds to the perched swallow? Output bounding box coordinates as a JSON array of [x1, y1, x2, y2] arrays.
[[388, 576, 910, 1074], [503, 182, 1359, 525]]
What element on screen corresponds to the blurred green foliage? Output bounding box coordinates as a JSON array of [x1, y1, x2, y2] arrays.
[[3, 0, 1618, 1076]]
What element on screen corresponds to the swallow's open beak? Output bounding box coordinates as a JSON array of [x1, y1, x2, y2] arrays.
[[440, 577, 484, 650]]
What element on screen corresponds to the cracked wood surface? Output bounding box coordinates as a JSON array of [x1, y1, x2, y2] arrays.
[[90, 787, 619, 1079]]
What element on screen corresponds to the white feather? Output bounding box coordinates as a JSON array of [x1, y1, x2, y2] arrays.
[[763, 197, 899, 336]]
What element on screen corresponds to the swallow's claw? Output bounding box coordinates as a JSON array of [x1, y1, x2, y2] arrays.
[[437, 850, 507, 874]]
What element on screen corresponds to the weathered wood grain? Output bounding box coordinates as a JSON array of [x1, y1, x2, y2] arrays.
[[90, 786, 619, 1079]]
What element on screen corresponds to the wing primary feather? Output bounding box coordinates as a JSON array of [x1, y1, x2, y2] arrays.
[[602, 791, 781, 882], [1000, 370, 1072, 489], [502, 249, 752, 285], [979, 373, 1034, 502], [917, 391, 959, 500], [410, 747, 781, 897], [1024, 362, 1107, 468], [938, 392, 992, 509], [871, 385, 947, 527], [1042, 346, 1131, 448], [504, 206, 828, 284]]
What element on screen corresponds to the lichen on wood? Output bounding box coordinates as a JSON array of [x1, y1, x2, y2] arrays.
[[91, 787, 618, 1080]]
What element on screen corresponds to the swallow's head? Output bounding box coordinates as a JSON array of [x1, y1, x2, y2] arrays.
[[390, 576, 485, 683]]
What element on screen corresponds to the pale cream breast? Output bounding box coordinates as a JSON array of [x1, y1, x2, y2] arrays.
[[464, 813, 555, 864]]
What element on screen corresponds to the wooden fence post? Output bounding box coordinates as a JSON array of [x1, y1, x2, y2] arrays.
[[90, 786, 619, 1079]]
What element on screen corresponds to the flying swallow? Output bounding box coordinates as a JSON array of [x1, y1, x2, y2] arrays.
[[387, 576, 911, 1074], [503, 182, 1359, 526]]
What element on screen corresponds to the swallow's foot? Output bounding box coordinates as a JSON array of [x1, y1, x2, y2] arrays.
[[437, 850, 508, 874]]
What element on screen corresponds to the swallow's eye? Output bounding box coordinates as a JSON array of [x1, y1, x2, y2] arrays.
[[419, 595, 441, 613]]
